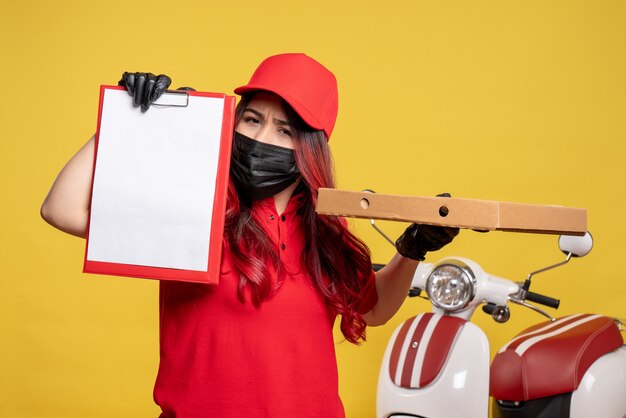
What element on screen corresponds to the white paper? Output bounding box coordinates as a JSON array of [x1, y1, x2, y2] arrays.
[[87, 89, 225, 271]]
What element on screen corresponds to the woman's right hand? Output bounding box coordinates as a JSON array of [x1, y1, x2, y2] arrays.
[[118, 72, 172, 112]]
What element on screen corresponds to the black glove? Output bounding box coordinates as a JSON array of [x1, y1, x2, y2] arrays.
[[395, 193, 460, 261], [118, 72, 172, 112]]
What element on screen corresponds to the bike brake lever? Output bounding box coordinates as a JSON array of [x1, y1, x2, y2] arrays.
[[509, 297, 556, 322]]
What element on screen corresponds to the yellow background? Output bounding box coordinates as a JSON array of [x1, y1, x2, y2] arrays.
[[1, 1, 625, 417]]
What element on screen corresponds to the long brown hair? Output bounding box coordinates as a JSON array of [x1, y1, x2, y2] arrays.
[[224, 93, 373, 344]]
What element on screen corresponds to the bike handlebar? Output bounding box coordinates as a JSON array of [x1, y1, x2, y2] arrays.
[[375, 261, 562, 311], [525, 291, 560, 309]]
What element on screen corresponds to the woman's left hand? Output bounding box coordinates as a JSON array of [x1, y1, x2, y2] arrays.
[[394, 193, 459, 261], [395, 223, 459, 261]]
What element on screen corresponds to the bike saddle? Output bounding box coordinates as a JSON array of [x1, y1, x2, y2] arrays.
[[490, 313, 623, 401]]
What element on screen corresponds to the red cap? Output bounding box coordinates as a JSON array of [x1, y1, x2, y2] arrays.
[[234, 53, 338, 139]]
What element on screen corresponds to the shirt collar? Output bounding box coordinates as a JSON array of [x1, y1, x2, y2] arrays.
[[252, 192, 306, 216]]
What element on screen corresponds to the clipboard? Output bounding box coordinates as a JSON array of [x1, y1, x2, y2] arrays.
[[83, 86, 236, 284]]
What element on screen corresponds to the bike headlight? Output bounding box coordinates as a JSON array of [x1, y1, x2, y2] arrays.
[[426, 260, 475, 312]]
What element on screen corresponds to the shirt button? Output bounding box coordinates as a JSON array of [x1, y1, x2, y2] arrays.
[[269, 215, 275, 220], [281, 215, 286, 222], [280, 243, 286, 250]]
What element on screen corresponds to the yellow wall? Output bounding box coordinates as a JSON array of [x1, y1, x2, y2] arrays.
[[1, 1, 624, 417]]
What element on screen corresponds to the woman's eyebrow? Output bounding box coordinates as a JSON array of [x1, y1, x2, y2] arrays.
[[273, 117, 290, 127], [244, 108, 265, 120], [244, 107, 290, 127]]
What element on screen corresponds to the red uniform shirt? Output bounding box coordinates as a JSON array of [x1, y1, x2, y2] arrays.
[[153, 195, 377, 417]]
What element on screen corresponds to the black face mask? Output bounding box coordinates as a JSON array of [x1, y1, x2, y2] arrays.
[[230, 132, 300, 202]]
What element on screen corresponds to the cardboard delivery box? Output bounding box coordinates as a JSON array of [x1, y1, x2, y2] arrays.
[[315, 188, 587, 236]]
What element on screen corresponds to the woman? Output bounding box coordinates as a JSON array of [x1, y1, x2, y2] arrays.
[[41, 53, 458, 417]]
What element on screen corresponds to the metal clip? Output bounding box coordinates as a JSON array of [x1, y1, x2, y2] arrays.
[[152, 90, 190, 108]]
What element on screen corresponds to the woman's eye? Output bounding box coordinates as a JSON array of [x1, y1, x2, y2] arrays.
[[279, 128, 293, 137], [244, 116, 261, 125]]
